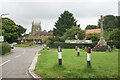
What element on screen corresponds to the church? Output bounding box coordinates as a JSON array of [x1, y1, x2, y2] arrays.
[[31, 21, 52, 36], [25, 21, 53, 42]]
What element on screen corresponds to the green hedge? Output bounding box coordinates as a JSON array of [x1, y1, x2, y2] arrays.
[[0, 42, 11, 55], [47, 42, 94, 49], [47, 42, 116, 49]]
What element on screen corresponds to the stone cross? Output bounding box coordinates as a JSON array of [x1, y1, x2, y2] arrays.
[[100, 15, 104, 37], [98, 15, 107, 46]]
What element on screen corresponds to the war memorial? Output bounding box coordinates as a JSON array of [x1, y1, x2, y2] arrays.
[[93, 15, 111, 51]]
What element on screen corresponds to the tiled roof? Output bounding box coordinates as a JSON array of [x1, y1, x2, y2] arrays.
[[85, 29, 101, 34], [25, 35, 47, 39]]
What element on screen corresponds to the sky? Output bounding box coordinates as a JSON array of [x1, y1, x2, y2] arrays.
[[0, 0, 119, 34]]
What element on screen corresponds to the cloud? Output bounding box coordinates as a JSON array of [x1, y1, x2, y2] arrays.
[[0, 0, 118, 33]]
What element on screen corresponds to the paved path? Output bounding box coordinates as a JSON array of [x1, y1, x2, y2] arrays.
[[0, 45, 43, 78]]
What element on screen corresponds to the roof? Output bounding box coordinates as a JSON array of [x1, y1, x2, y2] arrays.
[[39, 30, 49, 35], [85, 29, 101, 34], [34, 30, 53, 36], [25, 35, 47, 39]]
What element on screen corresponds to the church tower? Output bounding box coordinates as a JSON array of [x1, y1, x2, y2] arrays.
[[31, 21, 42, 36]]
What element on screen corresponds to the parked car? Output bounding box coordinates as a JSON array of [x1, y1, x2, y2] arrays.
[[11, 42, 17, 49]]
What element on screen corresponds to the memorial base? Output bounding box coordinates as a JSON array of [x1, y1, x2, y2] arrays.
[[93, 45, 111, 52]]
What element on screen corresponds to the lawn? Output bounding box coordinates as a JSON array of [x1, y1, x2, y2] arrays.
[[35, 48, 118, 78]]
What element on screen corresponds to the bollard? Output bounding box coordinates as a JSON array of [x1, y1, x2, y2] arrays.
[[75, 46, 77, 51], [47, 47, 49, 50], [58, 46, 62, 65], [43, 46, 45, 50], [87, 47, 91, 67], [77, 47, 80, 56]]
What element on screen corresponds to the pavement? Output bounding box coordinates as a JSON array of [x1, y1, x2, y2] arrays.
[[0, 45, 43, 78]]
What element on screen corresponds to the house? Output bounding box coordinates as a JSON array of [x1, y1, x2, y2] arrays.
[[84, 28, 101, 40]]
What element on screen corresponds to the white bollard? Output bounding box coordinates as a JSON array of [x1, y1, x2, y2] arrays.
[[87, 47, 91, 67], [77, 47, 80, 56], [58, 46, 62, 65], [75, 46, 77, 51]]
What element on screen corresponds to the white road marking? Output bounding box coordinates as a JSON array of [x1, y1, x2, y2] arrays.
[[14, 50, 25, 59], [14, 55, 21, 58], [0, 60, 11, 67]]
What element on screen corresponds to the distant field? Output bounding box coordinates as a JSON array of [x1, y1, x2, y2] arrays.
[[35, 48, 118, 78]]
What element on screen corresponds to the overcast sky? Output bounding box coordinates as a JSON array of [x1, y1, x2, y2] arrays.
[[0, 0, 119, 34]]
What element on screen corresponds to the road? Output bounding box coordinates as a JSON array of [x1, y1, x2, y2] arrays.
[[0, 45, 44, 78]]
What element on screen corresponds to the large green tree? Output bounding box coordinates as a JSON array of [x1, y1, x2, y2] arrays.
[[63, 26, 85, 40], [85, 25, 99, 30], [116, 16, 120, 28], [103, 15, 119, 30], [2, 18, 26, 43], [53, 10, 80, 37], [17, 25, 26, 36]]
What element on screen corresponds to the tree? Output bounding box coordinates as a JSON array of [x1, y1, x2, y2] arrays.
[[85, 25, 99, 29], [86, 33, 100, 42], [17, 25, 26, 37], [103, 15, 119, 30], [116, 16, 120, 28], [109, 29, 120, 48], [63, 26, 85, 40], [53, 10, 80, 37], [2, 18, 26, 43]]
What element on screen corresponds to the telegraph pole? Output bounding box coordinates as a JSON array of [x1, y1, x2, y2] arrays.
[[0, 13, 9, 80]]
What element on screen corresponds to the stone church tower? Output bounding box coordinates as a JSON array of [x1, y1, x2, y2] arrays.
[[31, 21, 42, 36]]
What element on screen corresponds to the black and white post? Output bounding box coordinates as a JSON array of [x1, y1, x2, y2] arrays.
[[77, 47, 80, 56], [58, 46, 62, 65], [87, 47, 91, 67]]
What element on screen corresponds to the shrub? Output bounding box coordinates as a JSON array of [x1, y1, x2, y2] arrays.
[[0, 42, 11, 55], [109, 29, 120, 49], [86, 33, 100, 42]]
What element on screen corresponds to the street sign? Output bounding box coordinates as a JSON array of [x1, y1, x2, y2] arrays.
[[0, 36, 4, 42]]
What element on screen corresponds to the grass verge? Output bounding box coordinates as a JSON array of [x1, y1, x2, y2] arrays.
[[35, 48, 118, 78], [2, 52, 12, 56], [15, 43, 39, 47]]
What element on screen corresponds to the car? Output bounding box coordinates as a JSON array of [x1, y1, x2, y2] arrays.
[[12, 42, 17, 45]]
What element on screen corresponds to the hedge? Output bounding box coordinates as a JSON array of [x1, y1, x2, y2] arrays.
[[0, 42, 11, 55], [47, 42, 116, 49], [47, 42, 94, 49]]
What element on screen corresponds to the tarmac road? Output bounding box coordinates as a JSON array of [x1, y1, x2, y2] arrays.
[[0, 45, 44, 78]]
